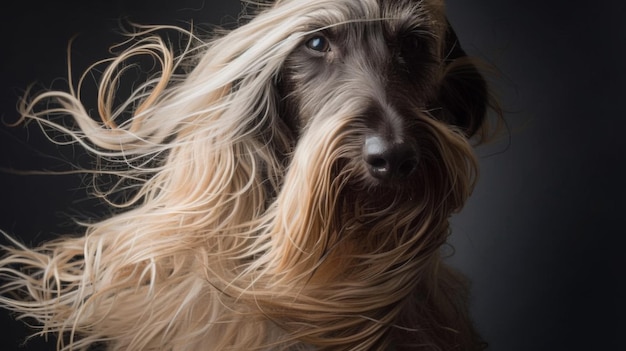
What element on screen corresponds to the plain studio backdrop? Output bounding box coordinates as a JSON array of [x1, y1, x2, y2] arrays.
[[0, 1, 624, 350]]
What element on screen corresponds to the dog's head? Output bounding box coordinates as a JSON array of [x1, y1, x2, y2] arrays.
[[238, 0, 496, 267]]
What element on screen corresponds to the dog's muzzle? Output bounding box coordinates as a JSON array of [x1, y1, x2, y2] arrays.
[[363, 134, 420, 182]]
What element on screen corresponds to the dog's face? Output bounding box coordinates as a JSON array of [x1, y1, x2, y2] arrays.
[[270, 0, 488, 257]]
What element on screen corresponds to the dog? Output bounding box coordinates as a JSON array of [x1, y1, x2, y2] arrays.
[[0, 0, 500, 350]]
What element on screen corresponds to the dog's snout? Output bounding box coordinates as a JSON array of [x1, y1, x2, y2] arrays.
[[363, 135, 420, 181]]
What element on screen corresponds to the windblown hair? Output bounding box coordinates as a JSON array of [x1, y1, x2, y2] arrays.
[[1, 0, 500, 350]]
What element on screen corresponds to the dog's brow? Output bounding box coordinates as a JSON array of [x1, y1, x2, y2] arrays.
[[381, 0, 432, 24]]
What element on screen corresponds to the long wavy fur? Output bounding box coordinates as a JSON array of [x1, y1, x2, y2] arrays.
[[0, 0, 500, 350]]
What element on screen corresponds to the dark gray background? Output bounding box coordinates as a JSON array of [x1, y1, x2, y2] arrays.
[[1, 1, 624, 350]]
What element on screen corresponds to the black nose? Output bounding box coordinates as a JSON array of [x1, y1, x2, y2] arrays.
[[363, 135, 420, 181]]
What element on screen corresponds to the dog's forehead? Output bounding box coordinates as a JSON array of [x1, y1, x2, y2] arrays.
[[307, 0, 446, 34], [378, 0, 442, 17], [378, 0, 444, 33]]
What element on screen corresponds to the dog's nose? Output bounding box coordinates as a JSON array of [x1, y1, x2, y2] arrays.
[[363, 135, 419, 181]]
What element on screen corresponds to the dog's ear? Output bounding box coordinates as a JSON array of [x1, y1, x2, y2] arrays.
[[437, 21, 489, 138]]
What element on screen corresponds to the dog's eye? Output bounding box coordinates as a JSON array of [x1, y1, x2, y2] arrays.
[[401, 35, 421, 54], [305, 36, 331, 53]]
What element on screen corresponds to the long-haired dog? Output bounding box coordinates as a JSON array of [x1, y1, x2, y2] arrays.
[[0, 0, 500, 350]]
